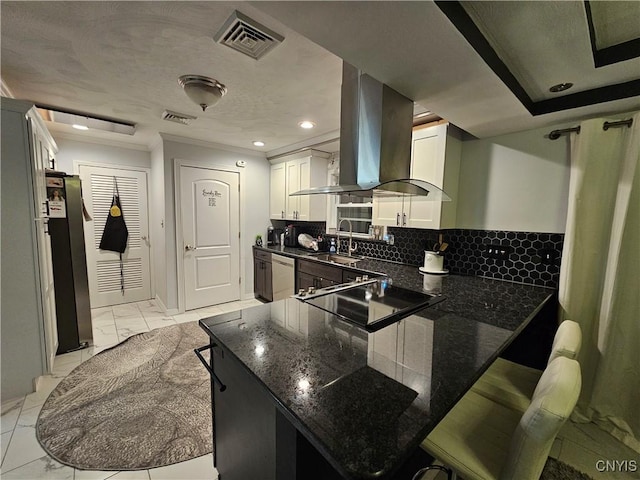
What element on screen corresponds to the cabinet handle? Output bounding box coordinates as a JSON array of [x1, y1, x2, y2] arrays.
[[281, 210, 284, 219], [396, 213, 400, 226], [194, 344, 227, 392], [403, 213, 407, 226]]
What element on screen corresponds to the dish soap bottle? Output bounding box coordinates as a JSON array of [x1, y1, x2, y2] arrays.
[[329, 238, 336, 253]]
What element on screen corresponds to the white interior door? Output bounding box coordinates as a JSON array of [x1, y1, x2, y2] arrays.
[[180, 166, 240, 310], [80, 165, 151, 307]]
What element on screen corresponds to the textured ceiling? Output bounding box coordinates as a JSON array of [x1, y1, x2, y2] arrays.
[[1, 1, 638, 152], [0, 1, 342, 152], [254, 1, 640, 138]]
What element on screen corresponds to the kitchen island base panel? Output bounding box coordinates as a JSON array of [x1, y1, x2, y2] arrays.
[[213, 343, 276, 480]]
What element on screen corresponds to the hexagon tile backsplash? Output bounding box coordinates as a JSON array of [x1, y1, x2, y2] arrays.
[[344, 227, 564, 289], [279, 221, 564, 288]]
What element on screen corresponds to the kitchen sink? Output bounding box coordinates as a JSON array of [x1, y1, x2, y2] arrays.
[[311, 253, 362, 266]]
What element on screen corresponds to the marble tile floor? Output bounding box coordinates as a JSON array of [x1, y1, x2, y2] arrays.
[[0, 297, 262, 480], [3, 297, 638, 479]]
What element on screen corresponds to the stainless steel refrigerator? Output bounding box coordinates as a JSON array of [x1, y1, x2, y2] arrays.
[[46, 173, 93, 353]]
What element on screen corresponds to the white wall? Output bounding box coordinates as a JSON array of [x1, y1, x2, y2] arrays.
[[55, 137, 151, 173], [456, 125, 571, 233], [53, 134, 269, 313], [150, 137, 167, 309], [160, 136, 270, 310]]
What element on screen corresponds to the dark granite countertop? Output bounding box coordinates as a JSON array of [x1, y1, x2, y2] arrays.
[[255, 245, 553, 331], [202, 248, 553, 479]]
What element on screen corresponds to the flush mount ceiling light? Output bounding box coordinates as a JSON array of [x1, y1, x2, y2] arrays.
[[549, 82, 574, 93], [253, 140, 265, 147], [178, 75, 227, 111], [298, 120, 315, 129]]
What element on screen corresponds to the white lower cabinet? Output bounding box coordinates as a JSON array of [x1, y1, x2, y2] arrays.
[[270, 150, 330, 221], [373, 123, 461, 229]]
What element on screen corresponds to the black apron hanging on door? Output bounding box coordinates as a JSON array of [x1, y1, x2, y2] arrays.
[[99, 177, 128, 294]]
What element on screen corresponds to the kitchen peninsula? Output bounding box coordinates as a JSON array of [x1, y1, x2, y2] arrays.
[[198, 250, 554, 480]]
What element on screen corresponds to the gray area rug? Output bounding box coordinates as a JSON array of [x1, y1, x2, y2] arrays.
[[36, 322, 212, 470], [542, 457, 595, 480]]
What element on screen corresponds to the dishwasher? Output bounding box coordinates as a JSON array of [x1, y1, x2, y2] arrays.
[[271, 254, 295, 301]]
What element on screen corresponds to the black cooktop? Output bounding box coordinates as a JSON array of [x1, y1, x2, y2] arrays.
[[302, 279, 445, 331]]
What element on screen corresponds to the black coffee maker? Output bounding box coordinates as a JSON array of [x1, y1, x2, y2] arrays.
[[267, 226, 283, 246], [284, 224, 305, 247]]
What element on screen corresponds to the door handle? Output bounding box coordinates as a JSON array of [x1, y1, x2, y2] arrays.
[[141, 235, 148, 241], [185, 244, 196, 251]]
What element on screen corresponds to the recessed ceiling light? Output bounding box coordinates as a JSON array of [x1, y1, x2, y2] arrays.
[[253, 140, 265, 147], [549, 83, 573, 93], [298, 121, 315, 129], [72, 124, 89, 131]]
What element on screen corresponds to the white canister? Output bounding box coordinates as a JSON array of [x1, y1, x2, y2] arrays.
[[424, 251, 444, 272], [423, 274, 443, 294]]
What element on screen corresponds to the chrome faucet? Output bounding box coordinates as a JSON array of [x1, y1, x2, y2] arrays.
[[337, 218, 358, 256]]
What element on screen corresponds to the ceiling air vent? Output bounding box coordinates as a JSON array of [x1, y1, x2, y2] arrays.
[[161, 110, 197, 125], [214, 11, 284, 60]]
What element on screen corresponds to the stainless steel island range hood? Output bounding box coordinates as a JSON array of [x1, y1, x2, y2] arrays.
[[290, 62, 450, 200]]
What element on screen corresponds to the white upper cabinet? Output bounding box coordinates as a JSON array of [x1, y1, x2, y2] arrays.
[[270, 150, 329, 221], [373, 123, 461, 229], [270, 162, 286, 219]]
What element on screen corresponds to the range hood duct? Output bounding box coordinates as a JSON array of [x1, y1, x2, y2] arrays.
[[290, 62, 450, 200]]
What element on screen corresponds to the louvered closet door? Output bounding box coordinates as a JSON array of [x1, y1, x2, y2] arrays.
[[79, 165, 151, 307]]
